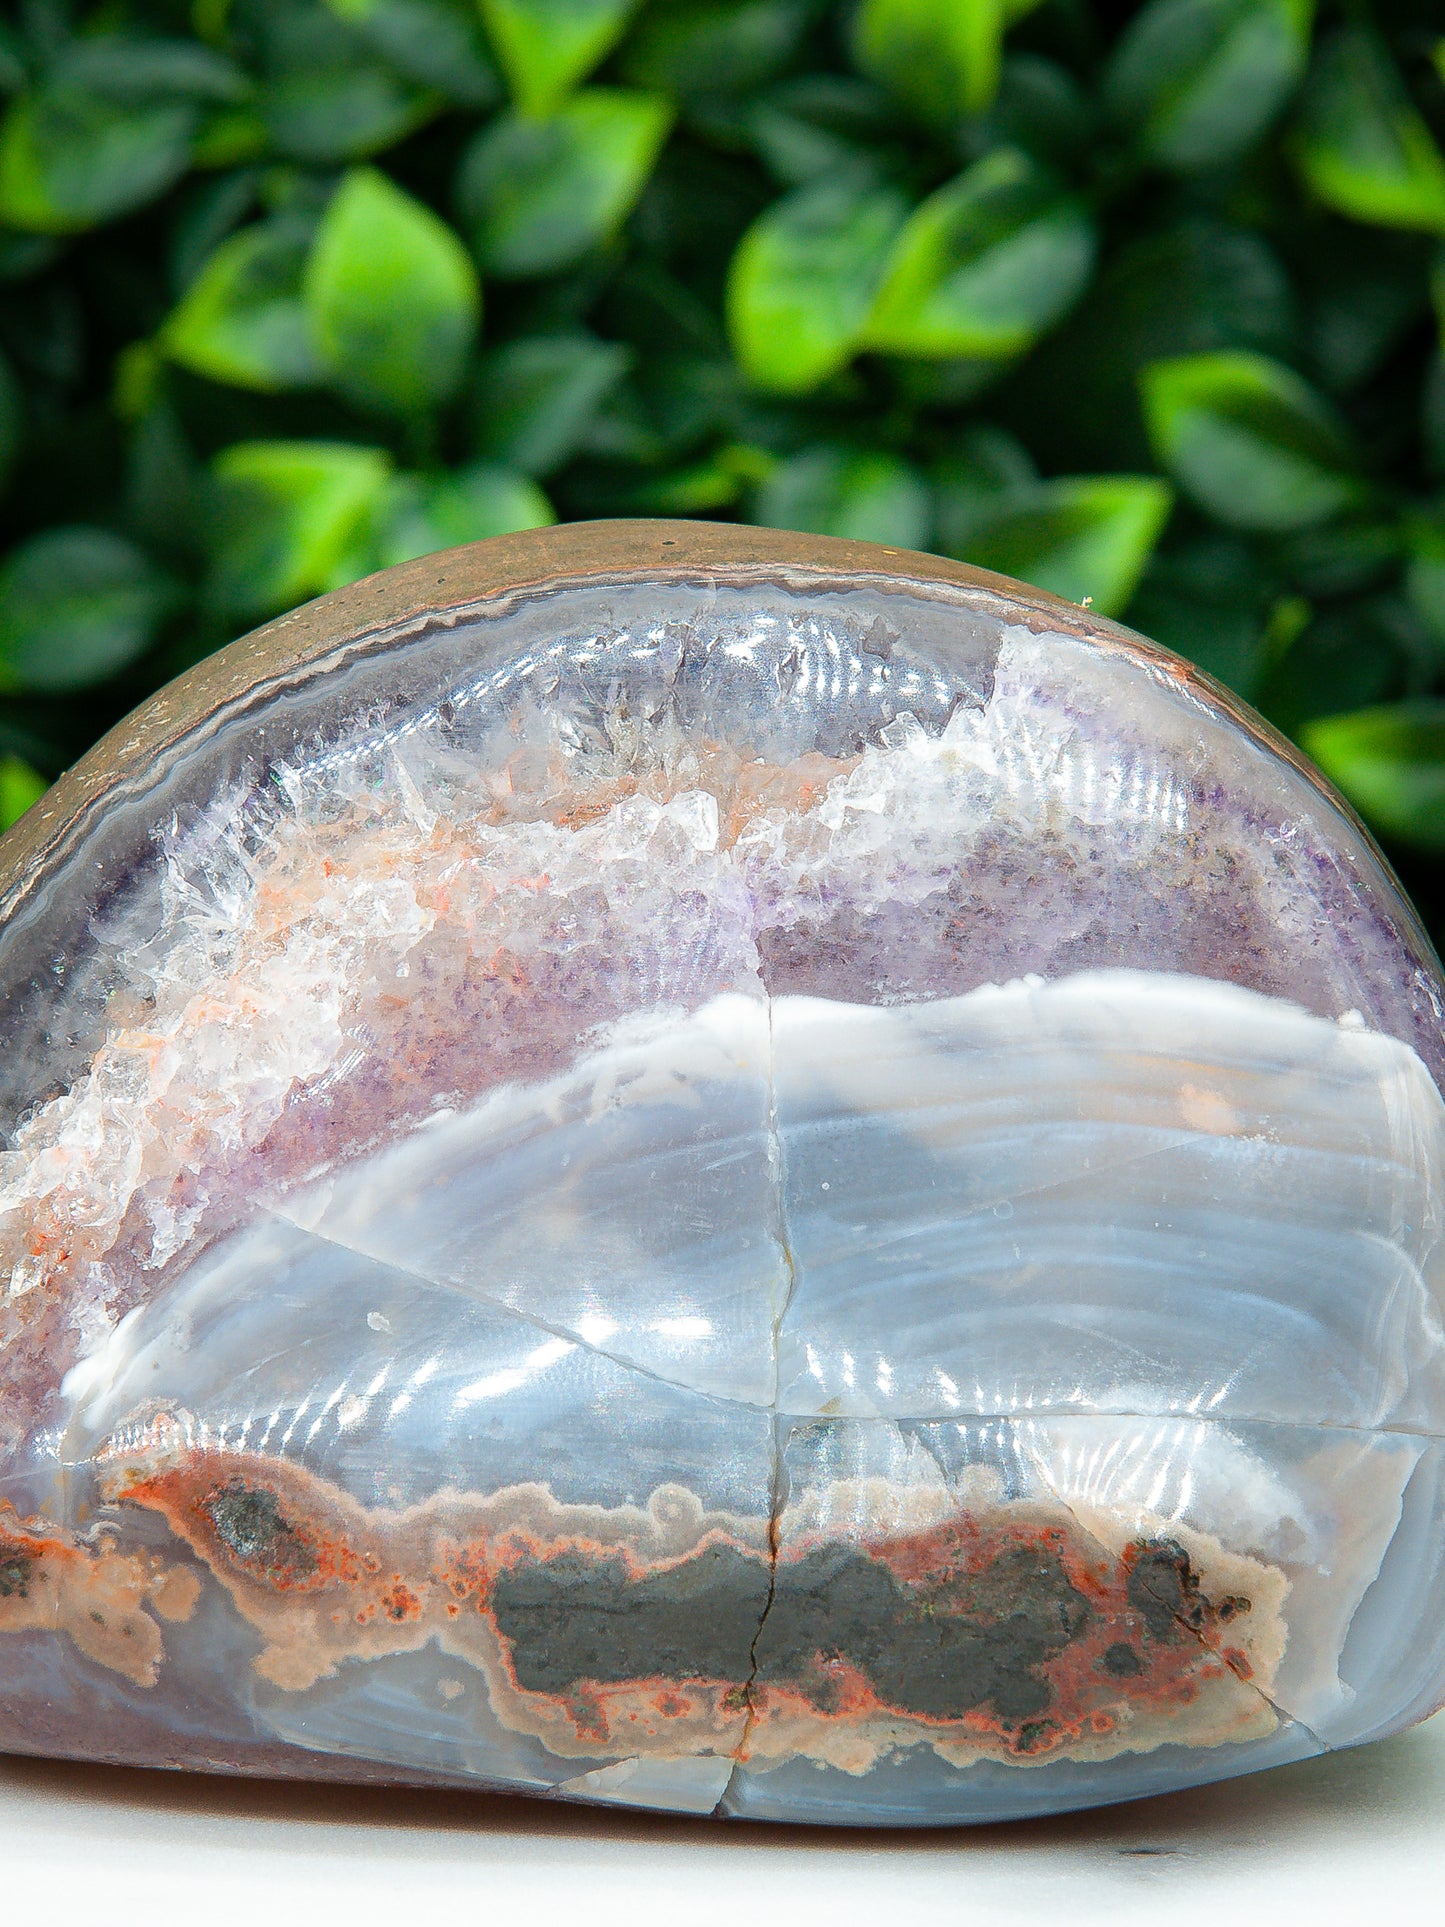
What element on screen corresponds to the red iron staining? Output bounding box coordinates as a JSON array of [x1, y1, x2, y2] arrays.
[[0, 1502, 199, 1686], [96, 1424, 1288, 1767]]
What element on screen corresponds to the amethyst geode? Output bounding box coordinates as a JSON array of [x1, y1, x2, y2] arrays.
[[1, 522, 1444, 1826]]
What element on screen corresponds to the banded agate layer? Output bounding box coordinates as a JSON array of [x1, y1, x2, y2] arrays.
[[2, 564, 1445, 1826]]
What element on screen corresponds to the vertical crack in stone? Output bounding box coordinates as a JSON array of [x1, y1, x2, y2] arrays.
[[716, 987, 796, 1815]]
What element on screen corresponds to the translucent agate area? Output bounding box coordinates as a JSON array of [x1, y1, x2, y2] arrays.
[[2, 559, 1445, 1826]]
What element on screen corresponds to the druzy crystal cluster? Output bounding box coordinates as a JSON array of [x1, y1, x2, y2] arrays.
[[2, 537, 1444, 1825]]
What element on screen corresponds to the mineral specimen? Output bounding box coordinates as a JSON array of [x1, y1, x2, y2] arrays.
[[2, 520, 1444, 1825]]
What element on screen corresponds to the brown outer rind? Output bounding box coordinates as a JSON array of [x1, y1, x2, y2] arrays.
[[0, 517, 1434, 970]]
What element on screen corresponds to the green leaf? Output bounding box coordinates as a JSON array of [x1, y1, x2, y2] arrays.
[[956, 475, 1172, 616], [0, 755, 46, 833], [1293, 29, 1445, 236], [207, 441, 393, 619], [0, 86, 196, 233], [458, 89, 671, 278], [257, 9, 439, 165], [0, 528, 179, 692], [1104, 0, 1312, 173], [480, 0, 640, 115], [56, 36, 250, 107], [851, 0, 1026, 127], [324, 0, 502, 108], [931, 424, 1037, 554], [472, 333, 631, 474], [1405, 510, 1445, 650], [162, 216, 322, 392], [304, 169, 479, 415], [1013, 221, 1296, 471], [621, 1, 810, 100], [727, 174, 908, 393], [753, 445, 932, 548], [1301, 702, 1445, 851], [1128, 533, 1280, 696], [1141, 351, 1361, 532], [862, 148, 1095, 359], [743, 75, 901, 188], [374, 463, 554, 567]]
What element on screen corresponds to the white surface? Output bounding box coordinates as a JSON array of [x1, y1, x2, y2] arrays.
[[4, 1715, 1445, 1925]]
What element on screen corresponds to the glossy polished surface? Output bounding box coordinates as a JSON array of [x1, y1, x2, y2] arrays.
[[2, 524, 1444, 1825]]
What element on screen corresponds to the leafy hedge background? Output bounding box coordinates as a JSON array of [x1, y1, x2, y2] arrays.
[[4, 0, 1445, 936]]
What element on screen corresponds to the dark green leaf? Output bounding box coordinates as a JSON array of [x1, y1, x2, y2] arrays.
[[851, 0, 1028, 128], [480, 0, 640, 115], [1128, 533, 1280, 695], [207, 440, 393, 619], [1293, 29, 1445, 235], [753, 444, 932, 547], [1406, 509, 1445, 650], [956, 475, 1173, 615], [621, 1, 810, 100], [162, 215, 322, 392], [374, 463, 554, 566], [931, 424, 1037, 554], [55, 35, 250, 107], [256, 7, 439, 163], [1104, 0, 1312, 173], [743, 75, 902, 188], [727, 174, 907, 392], [862, 148, 1095, 359], [0, 86, 196, 233], [324, 0, 502, 108], [304, 169, 479, 415], [1141, 351, 1362, 532], [983, 55, 1096, 170], [472, 333, 631, 474], [1301, 702, 1445, 851], [0, 755, 46, 832], [459, 89, 672, 277], [0, 528, 180, 692], [1004, 221, 1296, 470]]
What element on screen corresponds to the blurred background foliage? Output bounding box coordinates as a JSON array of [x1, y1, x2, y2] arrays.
[[3, 0, 1445, 935]]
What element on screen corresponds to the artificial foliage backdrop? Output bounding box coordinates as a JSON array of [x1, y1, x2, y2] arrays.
[[3, 0, 1445, 930]]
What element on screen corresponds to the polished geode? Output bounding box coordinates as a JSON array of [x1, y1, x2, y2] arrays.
[[2, 526, 1445, 1826]]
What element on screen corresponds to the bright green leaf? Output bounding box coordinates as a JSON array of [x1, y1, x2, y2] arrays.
[[0, 528, 180, 692], [1301, 702, 1445, 851], [0, 755, 46, 833], [1141, 351, 1362, 532], [472, 333, 631, 474], [458, 89, 671, 277], [1293, 29, 1445, 236], [375, 463, 554, 567], [957, 475, 1172, 615], [862, 148, 1095, 359], [304, 169, 479, 416], [1104, 0, 1312, 173], [851, 0, 1028, 127], [208, 441, 393, 618], [162, 216, 322, 392], [727, 174, 908, 392], [480, 0, 640, 115], [324, 0, 502, 108], [753, 445, 932, 548], [0, 87, 196, 233]]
